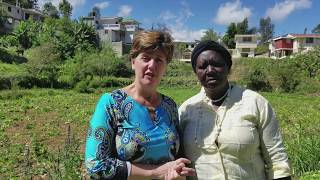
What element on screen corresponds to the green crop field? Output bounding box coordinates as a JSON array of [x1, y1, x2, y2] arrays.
[[0, 87, 319, 179]]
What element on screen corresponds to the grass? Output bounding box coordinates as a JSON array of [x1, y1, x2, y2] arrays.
[[0, 87, 319, 179]]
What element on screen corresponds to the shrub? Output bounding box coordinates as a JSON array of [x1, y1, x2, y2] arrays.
[[0, 76, 11, 90], [245, 68, 272, 91], [271, 58, 301, 93], [74, 80, 94, 93], [25, 43, 61, 88], [0, 47, 27, 64]]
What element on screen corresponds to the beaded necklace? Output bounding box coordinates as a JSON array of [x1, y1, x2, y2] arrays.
[[211, 83, 231, 103]]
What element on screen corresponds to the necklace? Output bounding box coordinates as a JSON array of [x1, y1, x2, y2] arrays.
[[211, 84, 231, 103]]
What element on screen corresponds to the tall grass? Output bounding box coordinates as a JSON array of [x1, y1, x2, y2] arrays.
[[0, 88, 319, 179]]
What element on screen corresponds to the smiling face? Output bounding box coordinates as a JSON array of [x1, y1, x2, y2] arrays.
[[132, 49, 167, 88], [195, 50, 229, 91]]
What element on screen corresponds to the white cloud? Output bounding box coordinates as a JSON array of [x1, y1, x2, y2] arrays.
[[170, 26, 205, 42], [214, 0, 252, 25], [159, 11, 176, 21], [94, 1, 109, 9], [38, 0, 86, 9], [265, 0, 312, 22], [117, 5, 132, 17], [157, 1, 201, 41]]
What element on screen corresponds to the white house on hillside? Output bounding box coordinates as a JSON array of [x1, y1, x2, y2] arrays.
[[173, 41, 198, 62], [269, 34, 320, 58], [233, 34, 258, 58], [82, 8, 141, 56]]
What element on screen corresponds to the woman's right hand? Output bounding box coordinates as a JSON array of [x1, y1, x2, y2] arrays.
[[153, 158, 196, 180]]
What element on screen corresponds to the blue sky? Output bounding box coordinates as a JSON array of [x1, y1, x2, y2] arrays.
[[38, 0, 320, 41]]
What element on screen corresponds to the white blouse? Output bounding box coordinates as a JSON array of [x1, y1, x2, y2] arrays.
[[179, 85, 291, 180]]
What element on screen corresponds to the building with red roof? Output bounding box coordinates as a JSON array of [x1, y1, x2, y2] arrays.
[[269, 34, 320, 58]]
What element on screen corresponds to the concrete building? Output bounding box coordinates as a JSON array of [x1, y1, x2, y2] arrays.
[[82, 8, 141, 56], [269, 34, 320, 58], [233, 34, 258, 58], [173, 41, 198, 62], [0, 1, 45, 33]]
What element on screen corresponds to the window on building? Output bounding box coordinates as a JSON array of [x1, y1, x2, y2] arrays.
[[191, 44, 195, 48], [306, 38, 314, 44], [243, 37, 252, 42], [17, 9, 20, 14], [8, 7, 12, 12], [186, 44, 189, 48], [242, 48, 250, 52], [25, 13, 30, 20]]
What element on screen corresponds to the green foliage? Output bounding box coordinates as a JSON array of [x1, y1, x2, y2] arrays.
[[73, 20, 99, 51], [236, 18, 249, 34], [293, 46, 320, 78], [222, 22, 237, 49], [0, 76, 11, 90], [255, 43, 269, 55], [0, 4, 7, 33], [259, 17, 274, 44], [13, 20, 41, 49], [201, 28, 219, 41], [166, 60, 194, 77], [25, 43, 61, 88], [312, 24, 320, 34], [245, 68, 272, 91], [0, 35, 19, 48], [1, 88, 319, 177], [42, 2, 59, 19], [59, 0, 73, 18], [173, 42, 187, 59], [231, 53, 320, 94], [58, 44, 132, 88], [0, 47, 27, 63]]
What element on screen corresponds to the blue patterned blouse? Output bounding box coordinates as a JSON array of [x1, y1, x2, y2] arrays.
[[85, 89, 181, 179]]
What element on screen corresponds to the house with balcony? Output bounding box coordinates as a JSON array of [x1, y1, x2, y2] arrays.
[[233, 34, 258, 58], [82, 9, 141, 56], [269, 34, 320, 58], [0, 1, 45, 33], [173, 41, 198, 62]]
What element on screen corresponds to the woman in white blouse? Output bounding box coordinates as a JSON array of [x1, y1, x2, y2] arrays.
[[178, 40, 292, 180]]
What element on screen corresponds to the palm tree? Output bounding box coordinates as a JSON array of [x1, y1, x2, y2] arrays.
[[201, 28, 219, 41]]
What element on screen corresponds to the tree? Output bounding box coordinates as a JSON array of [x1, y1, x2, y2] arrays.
[[59, 0, 72, 18], [0, 4, 7, 33], [294, 46, 320, 78], [151, 23, 171, 33], [312, 24, 320, 34], [173, 42, 187, 59], [26, 42, 61, 88], [42, 2, 59, 19], [201, 28, 219, 41], [248, 27, 257, 34], [236, 18, 249, 34], [222, 22, 237, 49], [73, 20, 99, 51], [13, 20, 41, 49], [88, 7, 101, 17], [259, 17, 274, 44]]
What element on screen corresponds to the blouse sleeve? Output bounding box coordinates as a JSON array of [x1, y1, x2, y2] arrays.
[[85, 94, 128, 180], [258, 99, 291, 179]]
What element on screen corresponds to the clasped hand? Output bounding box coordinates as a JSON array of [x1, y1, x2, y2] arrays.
[[155, 158, 196, 180]]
